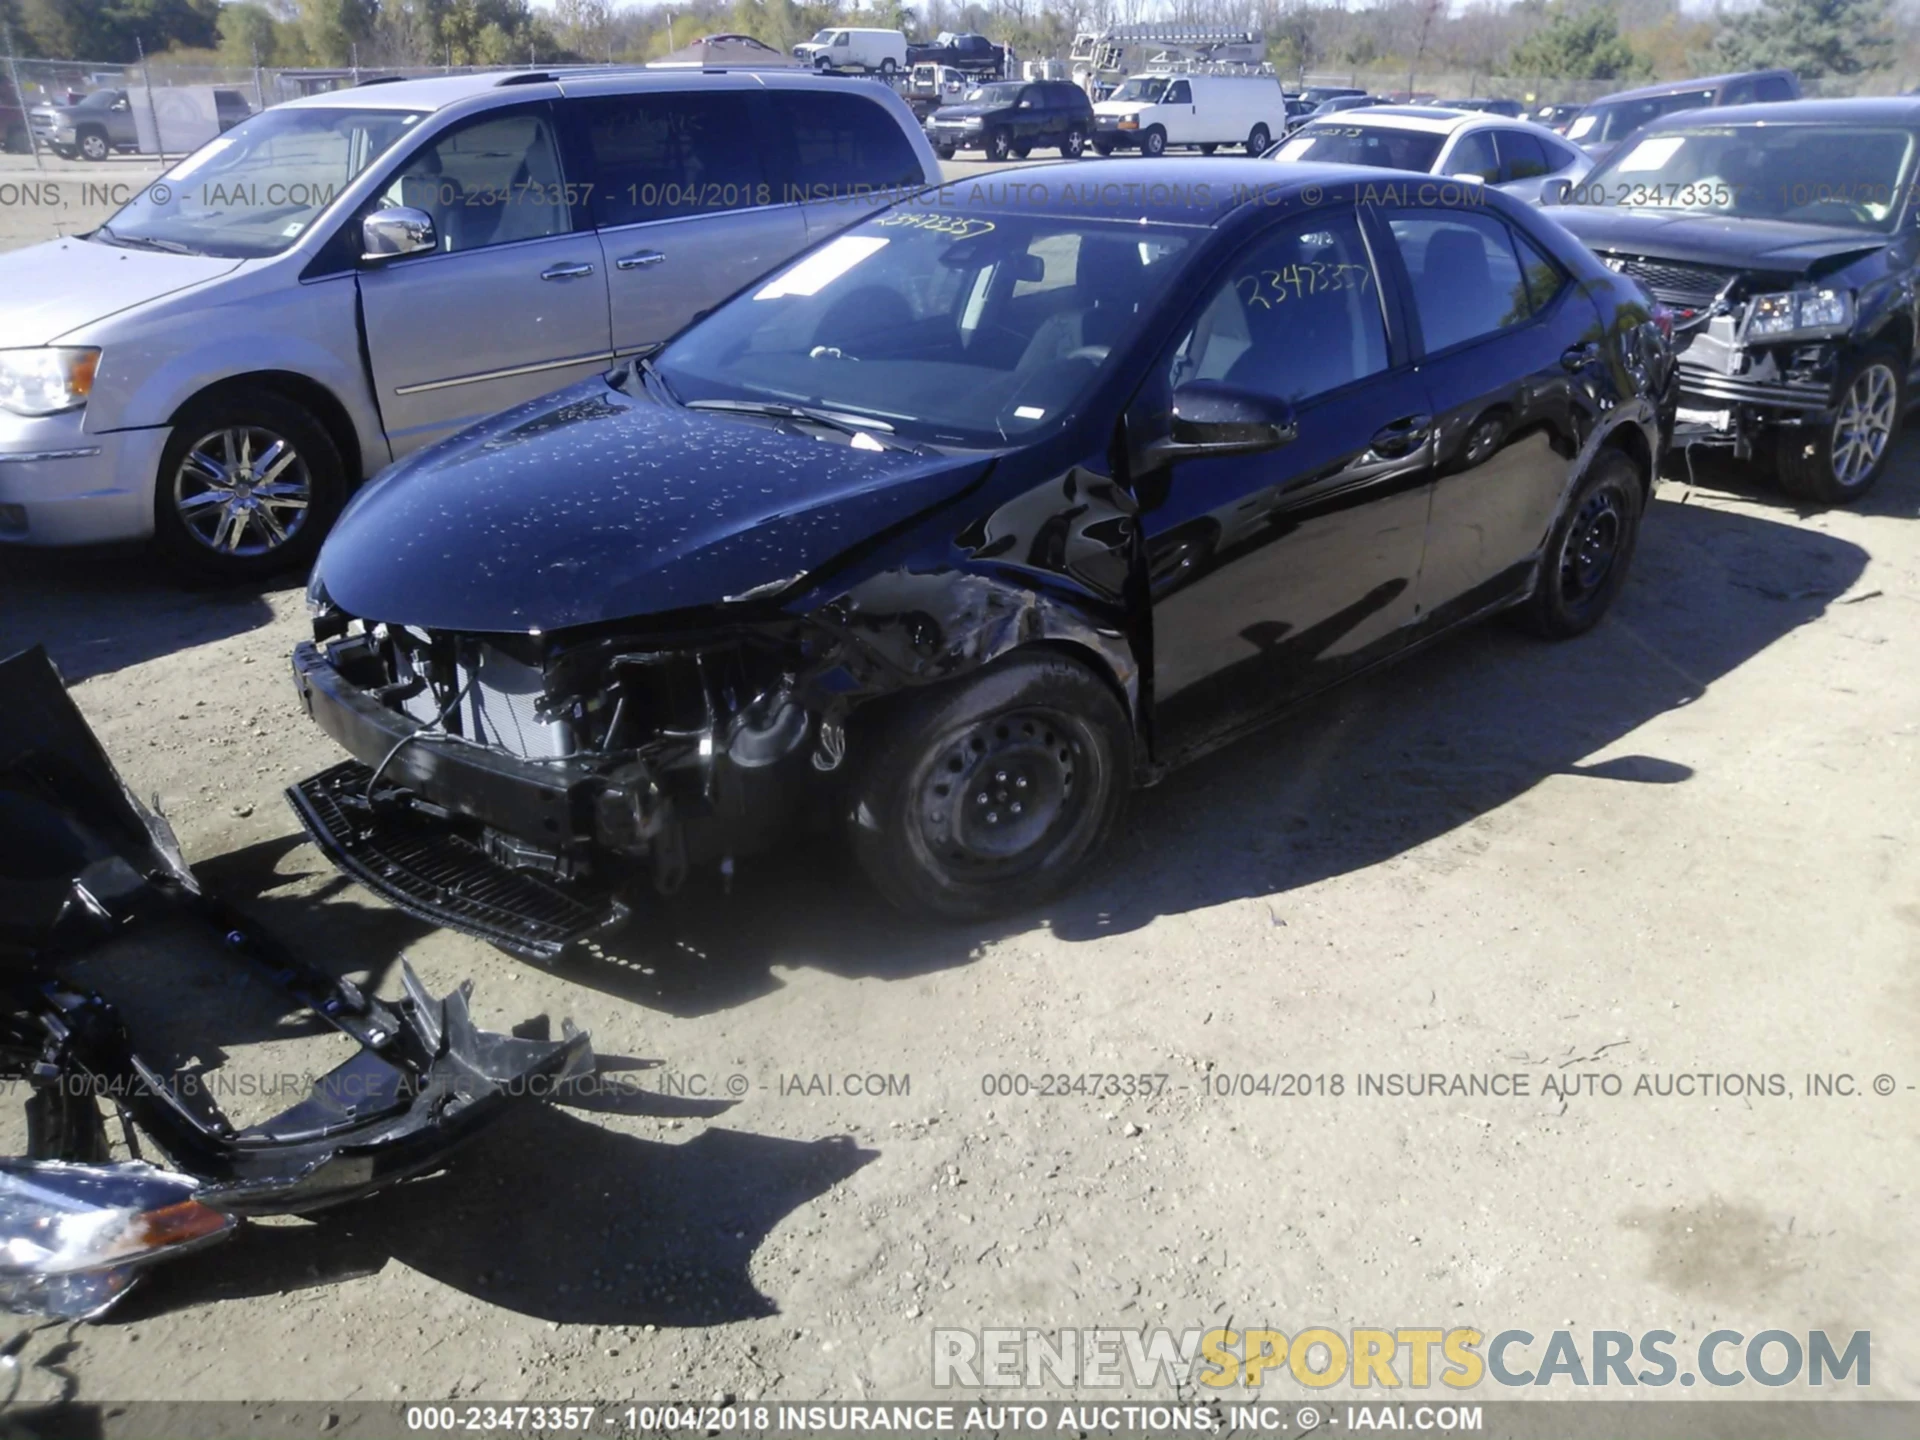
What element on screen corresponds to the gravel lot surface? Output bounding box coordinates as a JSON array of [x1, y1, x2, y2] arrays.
[[0, 147, 1915, 1413]]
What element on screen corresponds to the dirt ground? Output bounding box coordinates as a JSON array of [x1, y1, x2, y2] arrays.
[[1, 149, 1917, 1413]]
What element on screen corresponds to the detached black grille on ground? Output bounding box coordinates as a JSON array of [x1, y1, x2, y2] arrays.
[[286, 761, 624, 962]]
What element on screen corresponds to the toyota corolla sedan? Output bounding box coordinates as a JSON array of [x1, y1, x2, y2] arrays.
[[288, 162, 1671, 954]]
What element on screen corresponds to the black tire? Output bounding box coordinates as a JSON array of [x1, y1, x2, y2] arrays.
[[78, 127, 109, 162], [1246, 123, 1271, 154], [879, 57, 897, 75], [984, 128, 1012, 162], [1092, 139, 1114, 156], [1199, 142, 1217, 155], [935, 145, 955, 160], [52, 145, 77, 160], [1060, 129, 1086, 158], [1010, 141, 1032, 158], [1514, 448, 1644, 639], [1774, 345, 1906, 505], [1141, 125, 1167, 157], [152, 388, 346, 583], [846, 650, 1131, 921]]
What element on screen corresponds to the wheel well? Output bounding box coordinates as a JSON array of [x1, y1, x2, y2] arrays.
[[169, 372, 363, 483], [1600, 421, 1654, 498]]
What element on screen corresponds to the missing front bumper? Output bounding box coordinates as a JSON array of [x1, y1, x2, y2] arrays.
[[287, 761, 629, 963]]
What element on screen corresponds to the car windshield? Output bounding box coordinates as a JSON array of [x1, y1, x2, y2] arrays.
[[1112, 77, 1170, 104], [1271, 124, 1444, 171], [91, 104, 426, 259], [965, 83, 1023, 105], [653, 208, 1196, 447], [1579, 123, 1918, 231], [1567, 90, 1714, 145]]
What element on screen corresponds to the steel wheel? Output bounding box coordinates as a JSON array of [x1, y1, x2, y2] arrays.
[[1559, 485, 1625, 604], [913, 707, 1092, 880], [1829, 361, 1897, 490], [171, 424, 312, 557]]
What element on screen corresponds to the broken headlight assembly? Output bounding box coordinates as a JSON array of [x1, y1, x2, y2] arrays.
[[1741, 287, 1852, 342]]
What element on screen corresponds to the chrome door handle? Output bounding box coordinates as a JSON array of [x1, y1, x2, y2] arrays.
[[616, 251, 667, 270], [541, 262, 595, 280]]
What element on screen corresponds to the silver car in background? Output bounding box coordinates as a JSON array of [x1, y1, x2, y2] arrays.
[[1267, 105, 1592, 205], [0, 69, 940, 579]]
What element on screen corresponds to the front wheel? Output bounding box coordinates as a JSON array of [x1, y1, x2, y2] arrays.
[[1092, 138, 1114, 156], [1060, 128, 1086, 158], [846, 651, 1131, 920], [1246, 123, 1271, 154], [1774, 347, 1905, 505], [78, 128, 109, 162], [152, 388, 346, 583], [1514, 449, 1644, 639], [984, 129, 1012, 162], [1141, 125, 1167, 157]]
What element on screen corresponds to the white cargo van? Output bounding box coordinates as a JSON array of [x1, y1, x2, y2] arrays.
[[792, 28, 909, 75], [1092, 72, 1288, 156]]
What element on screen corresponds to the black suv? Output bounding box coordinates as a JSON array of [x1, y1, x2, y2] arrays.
[[925, 80, 1094, 160], [1551, 97, 1919, 503]]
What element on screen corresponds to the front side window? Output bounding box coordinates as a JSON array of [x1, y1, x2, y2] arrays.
[[1272, 124, 1444, 172], [93, 104, 426, 259], [377, 107, 571, 253], [1112, 77, 1171, 104], [580, 91, 764, 226], [655, 209, 1195, 446], [1170, 210, 1388, 404], [1384, 211, 1533, 353]]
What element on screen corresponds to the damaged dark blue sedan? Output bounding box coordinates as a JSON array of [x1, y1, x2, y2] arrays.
[[289, 162, 1672, 953]]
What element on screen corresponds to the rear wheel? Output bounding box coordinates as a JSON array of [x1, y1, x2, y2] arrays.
[[1246, 123, 1271, 154], [1199, 142, 1217, 155], [1514, 449, 1644, 639], [935, 145, 955, 160], [879, 57, 897, 75], [1774, 346, 1905, 505], [152, 388, 345, 583], [846, 651, 1131, 920], [1141, 125, 1167, 157]]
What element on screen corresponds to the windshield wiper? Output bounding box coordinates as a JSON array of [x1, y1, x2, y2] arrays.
[[685, 398, 917, 450], [93, 224, 199, 256]]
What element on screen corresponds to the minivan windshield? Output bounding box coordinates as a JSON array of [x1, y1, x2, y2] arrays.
[[1272, 123, 1445, 171], [1577, 122, 1918, 231], [653, 208, 1195, 447], [1111, 77, 1171, 104], [92, 104, 426, 259]]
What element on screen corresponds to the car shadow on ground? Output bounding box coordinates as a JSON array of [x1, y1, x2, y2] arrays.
[[528, 483, 1875, 1016], [0, 546, 283, 683], [113, 1107, 875, 1327]]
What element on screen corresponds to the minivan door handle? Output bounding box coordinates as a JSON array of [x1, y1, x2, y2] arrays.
[[541, 262, 595, 280], [1369, 413, 1433, 457], [616, 251, 667, 270]]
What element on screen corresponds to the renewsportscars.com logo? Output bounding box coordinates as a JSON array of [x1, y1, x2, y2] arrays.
[[931, 1327, 1871, 1390]]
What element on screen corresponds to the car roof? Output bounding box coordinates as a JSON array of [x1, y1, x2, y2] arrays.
[[280, 66, 852, 112], [1295, 105, 1568, 138], [1636, 94, 1920, 128], [1586, 70, 1795, 105]]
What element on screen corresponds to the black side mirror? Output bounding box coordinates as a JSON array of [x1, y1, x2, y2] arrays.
[[1144, 382, 1297, 467], [1544, 177, 1572, 206]]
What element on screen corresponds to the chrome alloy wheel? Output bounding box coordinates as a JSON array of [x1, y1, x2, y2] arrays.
[[172, 425, 312, 556], [1830, 361, 1898, 490]]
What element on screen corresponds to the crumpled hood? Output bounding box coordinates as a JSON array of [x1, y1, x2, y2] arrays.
[[1550, 207, 1888, 276], [317, 377, 993, 634], [0, 237, 243, 345]]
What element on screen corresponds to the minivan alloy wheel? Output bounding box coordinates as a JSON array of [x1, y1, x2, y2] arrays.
[[1829, 360, 1897, 489], [172, 425, 312, 556]]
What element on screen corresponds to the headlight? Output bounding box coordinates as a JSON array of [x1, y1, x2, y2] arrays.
[[0, 348, 100, 416], [1743, 288, 1851, 341]]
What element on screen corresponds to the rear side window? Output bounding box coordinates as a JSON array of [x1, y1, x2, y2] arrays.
[[1442, 130, 1498, 179], [1755, 75, 1795, 102], [578, 92, 766, 227], [766, 90, 924, 201], [1495, 130, 1550, 181], [1384, 210, 1534, 353], [1511, 226, 1566, 312]]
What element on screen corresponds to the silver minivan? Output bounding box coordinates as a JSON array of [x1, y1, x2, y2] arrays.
[[0, 69, 940, 579]]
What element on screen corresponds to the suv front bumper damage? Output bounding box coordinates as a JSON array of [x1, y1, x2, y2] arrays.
[[1670, 321, 1841, 456]]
